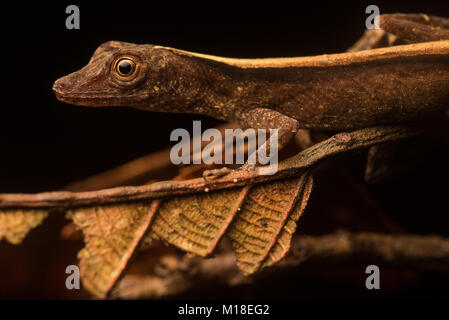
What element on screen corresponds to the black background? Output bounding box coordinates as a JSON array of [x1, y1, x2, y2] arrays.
[[0, 1, 448, 299]]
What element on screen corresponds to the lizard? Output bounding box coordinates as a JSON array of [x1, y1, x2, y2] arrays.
[[53, 13, 449, 175]]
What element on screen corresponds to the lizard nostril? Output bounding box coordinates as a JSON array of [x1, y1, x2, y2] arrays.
[[60, 83, 67, 89]]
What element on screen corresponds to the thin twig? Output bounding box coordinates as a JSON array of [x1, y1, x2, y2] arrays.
[[0, 125, 424, 208], [64, 123, 241, 191], [113, 231, 449, 299]]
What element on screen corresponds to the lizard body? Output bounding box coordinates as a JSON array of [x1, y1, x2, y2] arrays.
[[54, 14, 449, 151]]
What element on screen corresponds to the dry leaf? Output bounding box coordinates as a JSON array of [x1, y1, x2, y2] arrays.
[[68, 201, 159, 298], [229, 173, 313, 274], [0, 209, 48, 244], [146, 186, 250, 256], [68, 173, 312, 297]]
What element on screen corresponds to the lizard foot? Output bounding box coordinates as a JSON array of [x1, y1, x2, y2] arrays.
[[203, 164, 258, 180], [202, 167, 235, 180], [239, 163, 257, 173]]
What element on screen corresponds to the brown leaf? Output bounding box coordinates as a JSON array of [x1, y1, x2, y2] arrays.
[[146, 172, 313, 274], [68, 173, 313, 297], [68, 201, 159, 298], [146, 187, 250, 256], [228, 172, 313, 274], [0, 209, 48, 244]]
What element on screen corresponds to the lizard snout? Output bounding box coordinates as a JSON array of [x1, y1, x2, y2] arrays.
[[53, 78, 69, 96], [52, 77, 70, 102]]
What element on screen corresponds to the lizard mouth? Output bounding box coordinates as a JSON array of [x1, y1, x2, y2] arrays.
[[52, 83, 102, 106], [52, 81, 148, 107], [53, 82, 115, 106], [52, 73, 123, 107]]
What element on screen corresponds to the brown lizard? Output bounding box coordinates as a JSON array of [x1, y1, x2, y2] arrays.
[[53, 13, 449, 167]]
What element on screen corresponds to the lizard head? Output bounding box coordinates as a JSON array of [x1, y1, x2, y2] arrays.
[[53, 41, 204, 112]]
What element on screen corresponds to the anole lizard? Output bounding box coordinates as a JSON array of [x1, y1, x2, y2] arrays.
[[53, 13, 449, 167]]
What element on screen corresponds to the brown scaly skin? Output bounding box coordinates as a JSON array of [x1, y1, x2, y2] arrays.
[[54, 14, 449, 152]]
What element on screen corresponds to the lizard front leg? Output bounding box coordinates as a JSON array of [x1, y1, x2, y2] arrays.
[[380, 13, 449, 43], [236, 107, 300, 153], [203, 108, 299, 179]]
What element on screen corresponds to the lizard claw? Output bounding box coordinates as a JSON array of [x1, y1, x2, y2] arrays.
[[203, 164, 258, 180], [202, 167, 235, 180], [239, 163, 257, 172]]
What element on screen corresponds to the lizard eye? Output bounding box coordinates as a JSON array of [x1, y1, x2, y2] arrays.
[[110, 54, 147, 88], [115, 58, 136, 77]]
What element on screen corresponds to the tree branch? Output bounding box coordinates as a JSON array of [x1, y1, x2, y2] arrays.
[[112, 231, 449, 299], [0, 125, 425, 208], [64, 123, 241, 191]]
